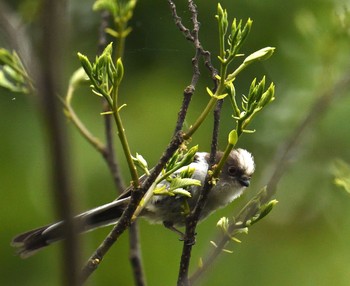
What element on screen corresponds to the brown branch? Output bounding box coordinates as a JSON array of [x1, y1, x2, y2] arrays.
[[171, 1, 222, 285], [169, 0, 217, 135], [129, 223, 147, 286], [37, 0, 80, 285], [173, 49, 199, 135], [167, 0, 217, 79], [177, 100, 222, 286]]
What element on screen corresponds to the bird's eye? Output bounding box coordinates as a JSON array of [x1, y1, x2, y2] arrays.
[[228, 166, 239, 176]]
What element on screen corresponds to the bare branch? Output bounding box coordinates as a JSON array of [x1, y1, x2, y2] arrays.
[[129, 223, 147, 286], [169, 0, 218, 135], [168, 1, 222, 284]]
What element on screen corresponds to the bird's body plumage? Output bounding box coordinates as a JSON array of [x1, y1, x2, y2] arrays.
[[12, 149, 255, 258]]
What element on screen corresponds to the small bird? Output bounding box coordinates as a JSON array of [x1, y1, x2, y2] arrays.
[[11, 149, 255, 258]]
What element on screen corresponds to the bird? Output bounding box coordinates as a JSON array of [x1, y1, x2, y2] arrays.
[[11, 149, 255, 258]]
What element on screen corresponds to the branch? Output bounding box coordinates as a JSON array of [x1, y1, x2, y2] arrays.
[[173, 48, 199, 135], [177, 99, 223, 285], [169, 1, 223, 285], [129, 223, 147, 286], [169, 0, 218, 135]]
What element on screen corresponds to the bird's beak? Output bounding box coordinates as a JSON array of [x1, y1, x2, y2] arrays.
[[239, 176, 251, 187]]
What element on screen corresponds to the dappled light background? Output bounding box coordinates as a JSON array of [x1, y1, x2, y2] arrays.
[[1, 0, 350, 285]]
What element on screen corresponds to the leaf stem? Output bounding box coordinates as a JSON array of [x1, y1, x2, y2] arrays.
[[111, 83, 140, 188], [63, 84, 106, 153], [183, 97, 217, 140], [212, 142, 234, 178], [183, 64, 228, 140], [115, 21, 127, 60]]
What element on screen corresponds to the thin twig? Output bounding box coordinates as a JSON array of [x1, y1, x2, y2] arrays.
[[37, 0, 80, 285], [211, 99, 223, 157], [129, 223, 147, 286], [170, 1, 222, 284], [177, 99, 223, 286], [188, 0, 217, 78], [171, 0, 217, 136], [97, 11, 110, 55], [167, 0, 217, 78], [189, 70, 350, 285]]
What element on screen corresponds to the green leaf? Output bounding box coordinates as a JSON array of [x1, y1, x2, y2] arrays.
[[93, 0, 117, 18], [228, 130, 238, 146], [116, 58, 124, 85], [206, 87, 214, 97], [247, 198, 278, 226], [259, 83, 275, 107], [0, 49, 31, 94], [179, 166, 196, 179], [77, 53, 93, 78], [0, 69, 25, 93], [105, 28, 119, 38], [153, 185, 173, 196], [169, 177, 201, 191], [257, 200, 278, 221], [0, 48, 13, 66], [217, 216, 230, 232], [239, 18, 253, 46], [332, 159, 350, 194], [207, 87, 228, 99], [172, 188, 192, 198], [243, 47, 276, 65], [3, 65, 24, 84], [178, 145, 199, 167], [216, 3, 227, 31], [132, 152, 150, 175]]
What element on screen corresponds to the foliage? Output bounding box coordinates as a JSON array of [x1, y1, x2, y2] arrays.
[[0, 48, 32, 93]]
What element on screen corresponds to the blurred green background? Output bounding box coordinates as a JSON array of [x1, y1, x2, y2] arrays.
[[1, 0, 350, 285]]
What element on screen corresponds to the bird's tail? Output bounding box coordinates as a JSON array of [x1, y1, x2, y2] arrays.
[[11, 197, 129, 258]]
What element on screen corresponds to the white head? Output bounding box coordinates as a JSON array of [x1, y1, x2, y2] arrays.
[[204, 149, 255, 214], [214, 148, 255, 187], [231, 148, 255, 181]]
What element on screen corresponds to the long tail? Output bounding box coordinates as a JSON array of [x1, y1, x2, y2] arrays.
[[11, 197, 129, 258]]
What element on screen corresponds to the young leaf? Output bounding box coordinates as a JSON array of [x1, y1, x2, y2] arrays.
[[244, 47, 275, 65]]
